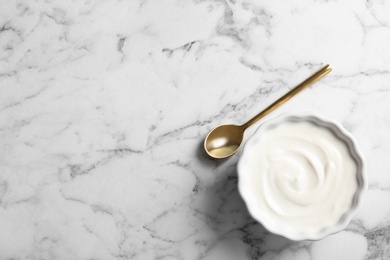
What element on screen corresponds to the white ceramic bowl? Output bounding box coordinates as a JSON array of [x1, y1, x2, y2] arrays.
[[237, 113, 367, 241]]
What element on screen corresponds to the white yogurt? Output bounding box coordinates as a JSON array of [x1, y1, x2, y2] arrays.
[[243, 120, 358, 233]]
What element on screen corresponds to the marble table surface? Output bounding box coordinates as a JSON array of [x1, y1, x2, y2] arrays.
[[1, 0, 390, 259]]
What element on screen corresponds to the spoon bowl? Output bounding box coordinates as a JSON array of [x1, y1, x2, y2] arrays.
[[204, 124, 244, 159]]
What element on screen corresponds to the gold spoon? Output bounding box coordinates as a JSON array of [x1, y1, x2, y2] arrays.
[[204, 64, 332, 159]]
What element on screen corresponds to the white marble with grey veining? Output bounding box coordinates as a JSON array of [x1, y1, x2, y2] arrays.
[[1, 0, 390, 259]]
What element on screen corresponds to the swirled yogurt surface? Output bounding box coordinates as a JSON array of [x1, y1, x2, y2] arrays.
[[241, 120, 358, 234]]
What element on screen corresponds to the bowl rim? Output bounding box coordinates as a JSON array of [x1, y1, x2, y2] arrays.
[[237, 112, 368, 241]]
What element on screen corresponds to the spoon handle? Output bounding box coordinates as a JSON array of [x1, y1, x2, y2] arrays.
[[241, 64, 332, 129]]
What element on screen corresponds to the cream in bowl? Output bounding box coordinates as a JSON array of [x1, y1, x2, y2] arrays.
[[237, 113, 367, 240]]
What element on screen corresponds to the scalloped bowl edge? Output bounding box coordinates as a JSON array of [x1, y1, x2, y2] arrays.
[[237, 113, 368, 241]]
